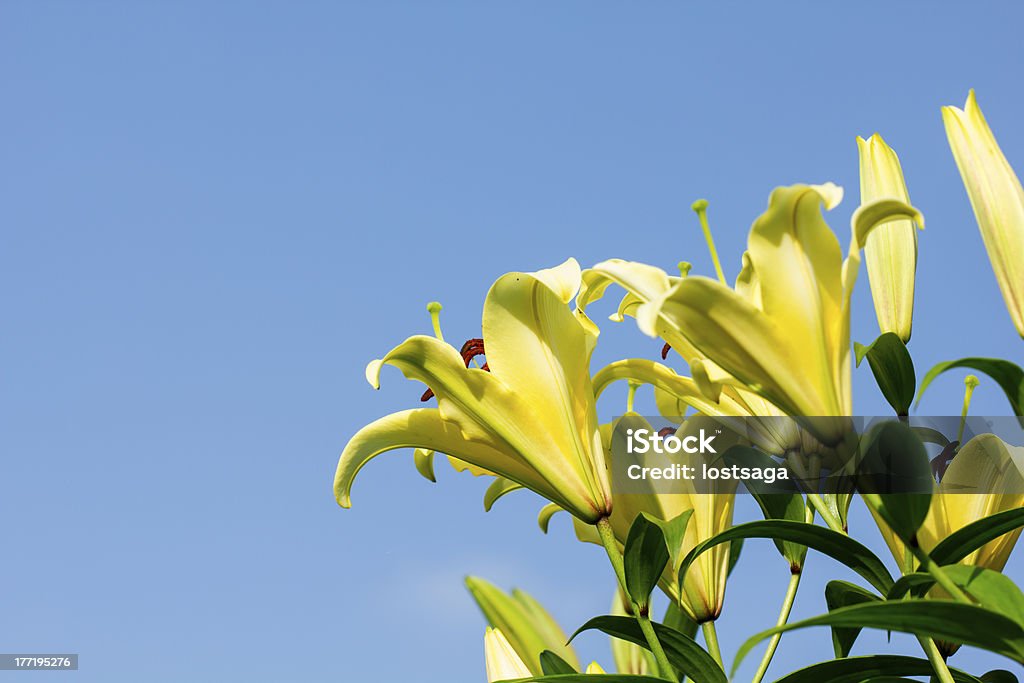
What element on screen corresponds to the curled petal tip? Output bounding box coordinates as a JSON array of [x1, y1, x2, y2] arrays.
[[365, 358, 384, 389]]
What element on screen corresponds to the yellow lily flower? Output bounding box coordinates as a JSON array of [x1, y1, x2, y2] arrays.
[[857, 134, 919, 342], [585, 662, 607, 674], [594, 414, 737, 623], [873, 433, 1024, 574], [484, 628, 532, 682], [943, 90, 1024, 338], [635, 184, 921, 445], [335, 258, 613, 523], [579, 258, 806, 456]]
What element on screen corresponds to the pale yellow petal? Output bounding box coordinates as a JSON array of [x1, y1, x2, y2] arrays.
[[484, 628, 533, 682], [484, 262, 611, 519], [858, 134, 919, 342], [943, 91, 1024, 338]]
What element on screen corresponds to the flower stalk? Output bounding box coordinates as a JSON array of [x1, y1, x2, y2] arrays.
[[596, 517, 678, 682]]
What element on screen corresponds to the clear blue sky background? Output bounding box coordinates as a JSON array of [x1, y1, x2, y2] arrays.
[[2, 2, 1023, 682]]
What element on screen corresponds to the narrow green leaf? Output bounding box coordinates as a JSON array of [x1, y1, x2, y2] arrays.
[[855, 333, 917, 416], [652, 509, 693, 574], [570, 615, 726, 683], [886, 565, 1024, 626], [662, 601, 698, 640], [723, 446, 805, 567], [539, 651, 577, 675], [623, 513, 670, 610], [732, 600, 1024, 676], [916, 357, 1024, 418], [855, 421, 932, 543], [824, 580, 881, 658], [980, 670, 1020, 683], [512, 675, 670, 683], [928, 508, 1024, 567], [770, 654, 982, 683], [484, 477, 524, 511], [677, 519, 893, 594]]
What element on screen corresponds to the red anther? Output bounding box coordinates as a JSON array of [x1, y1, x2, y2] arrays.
[[460, 338, 486, 366], [661, 343, 671, 360], [658, 426, 677, 438], [930, 441, 959, 482], [420, 338, 489, 402]]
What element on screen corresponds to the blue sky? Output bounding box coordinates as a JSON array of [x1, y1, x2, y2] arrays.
[[2, 2, 1023, 681]]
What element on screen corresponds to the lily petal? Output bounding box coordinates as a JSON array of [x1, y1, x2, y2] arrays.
[[483, 258, 611, 519], [334, 408, 539, 509], [943, 90, 1024, 338], [858, 134, 919, 342], [921, 434, 1024, 570], [484, 628, 533, 682]]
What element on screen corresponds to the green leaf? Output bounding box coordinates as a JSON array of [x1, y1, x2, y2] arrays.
[[886, 565, 1024, 626], [980, 670, 1020, 683], [570, 616, 726, 683], [929, 508, 1024, 566], [652, 509, 693, 574], [676, 519, 894, 594], [662, 601, 698, 640], [512, 675, 670, 683], [854, 333, 917, 416], [539, 651, 577, 675], [732, 600, 1024, 676], [824, 580, 881, 658], [723, 446, 806, 568], [855, 421, 932, 543], [917, 357, 1024, 418], [623, 513, 670, 611], [484, 476, 524, 511], [770, 654, 982, 683], [911, 426, 951, 448]]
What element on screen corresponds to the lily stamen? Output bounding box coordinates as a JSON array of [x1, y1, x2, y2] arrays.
[[421, 338, 489, 401], [692, 199, 727, 285], [427, 301, 445, 342], [957, 374, 980, 445]]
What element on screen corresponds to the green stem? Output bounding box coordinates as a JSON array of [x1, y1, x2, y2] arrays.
[[595, 517, 678, 681], [908, 543, 973, 604], [860, 492, 962, 683], [918, 635, 955, 683], [701, 620, 723, 669], [859, 493, 972, 605], [751, 570, 802, 683]]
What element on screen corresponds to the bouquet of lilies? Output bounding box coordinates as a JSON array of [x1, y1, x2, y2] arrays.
[[334, 91, 1024, 683]]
